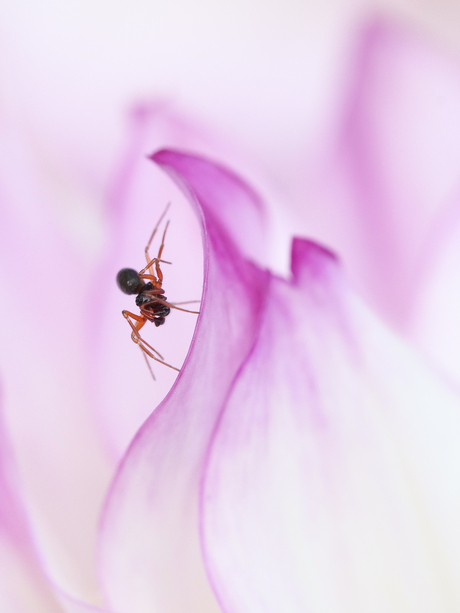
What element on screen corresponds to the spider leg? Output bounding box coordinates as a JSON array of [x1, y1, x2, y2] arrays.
[[153, 298, 200, 315], [122, 310, 180, 373], [140, 348, 156, 381], [134, 337, 180, 373], [139, 231, 171, 286], [122, 310, 164, 360], [132, 332, 165, 363], [138, 259, 171, 276], [138, 258, 171, 286], [145, 202, 171, 278], [169, 300, 201, 306], [152, 220, 170, 284]]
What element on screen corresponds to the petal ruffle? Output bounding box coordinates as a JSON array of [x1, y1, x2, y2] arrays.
[[202, 237, 460, 612], [98, 150, 268, 612]]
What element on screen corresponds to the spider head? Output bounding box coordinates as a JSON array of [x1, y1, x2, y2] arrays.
[[116, 268, 144, 295]]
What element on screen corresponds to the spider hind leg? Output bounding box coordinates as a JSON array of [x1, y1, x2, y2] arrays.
[[122, 310, 180, 376]]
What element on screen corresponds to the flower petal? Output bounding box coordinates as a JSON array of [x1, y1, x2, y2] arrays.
[[0, 120, 112, 604], [99, 150, 268, 612], [0, 386, 111, 612], [410, 190, 460, 385], [311, 20, 460, 328], [92, 104, 271, 459], [202, 237, 460, 612], [90, 105, 208, 459], [0, 393, 62, 612]]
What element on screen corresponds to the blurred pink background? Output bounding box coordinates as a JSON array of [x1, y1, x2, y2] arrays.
[[2, 1, 460, 610]]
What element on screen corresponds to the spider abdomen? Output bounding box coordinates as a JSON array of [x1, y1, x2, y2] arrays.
[[136, 287, 171, 326]]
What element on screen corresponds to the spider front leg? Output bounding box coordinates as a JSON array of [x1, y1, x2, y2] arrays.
[[150, 220, 169, 284], [138, 257, 171, 286], [144, 203, 171, 283]]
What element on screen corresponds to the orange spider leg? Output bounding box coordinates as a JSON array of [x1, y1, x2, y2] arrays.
[[152, 299, 200, 315], [170, 300, 201, 306], [152, 220, 170, 284], [134, 339, 180, 373], [138, 257, 171, 287], [138, 258, 171, 276], [122, 310, 164, 359], [122, 310, 180, 372], [140, 349, 156, 381], [145, 202, 171, 279]]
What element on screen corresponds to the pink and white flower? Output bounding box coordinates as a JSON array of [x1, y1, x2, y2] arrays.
[[1, 15, 460, 613]]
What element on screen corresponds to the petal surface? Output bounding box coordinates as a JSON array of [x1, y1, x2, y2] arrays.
[[99, 150, 268, 612], [308, 20, 460, 329], [93, 104, 271, 459], [202, 237, 460, 612], [0, 391, 62, 613], [92, 105, 209, 459], [0, 119, 112, 604], [410, 188, 460, 385]]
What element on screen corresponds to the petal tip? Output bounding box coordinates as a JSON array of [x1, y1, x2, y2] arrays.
[[290, 237, 338, 286]]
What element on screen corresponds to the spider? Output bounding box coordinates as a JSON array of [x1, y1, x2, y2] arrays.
[[116, 203, 199, 379]]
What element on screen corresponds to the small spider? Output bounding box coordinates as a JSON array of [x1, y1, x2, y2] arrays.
[[116, 203, 199, 379]]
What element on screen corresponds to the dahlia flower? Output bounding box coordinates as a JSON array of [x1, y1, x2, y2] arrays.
[[1, 16, 460, 613]]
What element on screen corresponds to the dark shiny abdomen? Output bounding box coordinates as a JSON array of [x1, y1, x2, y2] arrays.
[[136, 284, 170, 326]]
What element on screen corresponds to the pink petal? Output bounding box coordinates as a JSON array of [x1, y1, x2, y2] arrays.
[[410, 188, 460, 385], [90, 104, 209, 459], [0, 393, 62, 612], [92, 104, 274, 460], [310, 20, 460, 329], [0, 120, 112, 604], [99, 150, 268, 612], [202, 237, 460, 612]]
